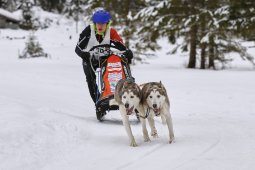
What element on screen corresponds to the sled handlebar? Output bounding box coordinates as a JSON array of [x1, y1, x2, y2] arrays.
[[89, 44, 124, 52], [88, 44, 126, 58]]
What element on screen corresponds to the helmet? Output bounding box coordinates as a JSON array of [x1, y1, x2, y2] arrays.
[[92, 9, 111, 23]]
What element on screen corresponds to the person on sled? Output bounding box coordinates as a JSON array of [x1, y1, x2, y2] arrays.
[[75, 9, 133, 107]]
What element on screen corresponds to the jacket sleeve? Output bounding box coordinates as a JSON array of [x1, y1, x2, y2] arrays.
[[75, 26, 91, 57], [110, 28, 127, 51]]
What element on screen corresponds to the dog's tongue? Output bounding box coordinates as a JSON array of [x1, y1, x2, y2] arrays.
[[126, 106, 134, 115], [153, 108, 160, 116]]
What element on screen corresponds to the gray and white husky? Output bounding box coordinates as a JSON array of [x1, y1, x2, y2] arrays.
[[115, 79, 150, 147], [141, 81, 175, 144]]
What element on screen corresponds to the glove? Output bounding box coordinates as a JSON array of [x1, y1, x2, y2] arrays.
[[81, 51, 90, 62], [123, 49, 133, 64]]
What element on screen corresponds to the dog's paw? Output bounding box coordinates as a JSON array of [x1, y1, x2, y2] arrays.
[[144, 136, 151, 142], [169, 137, 175, 144], [130, 140, 138, 147], [151, 131, 158, 138]]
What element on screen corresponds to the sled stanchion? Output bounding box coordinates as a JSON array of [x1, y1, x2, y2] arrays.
[[96, 68, 102, 94]]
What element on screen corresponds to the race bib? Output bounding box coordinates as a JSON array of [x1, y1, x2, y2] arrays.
[[91, 47, 110, 60]]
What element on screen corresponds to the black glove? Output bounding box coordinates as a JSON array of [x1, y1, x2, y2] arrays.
[[123, 49, 133, 64], [81, 51, 90, 62]]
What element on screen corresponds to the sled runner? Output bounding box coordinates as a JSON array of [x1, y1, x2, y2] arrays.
[[88, 44, 133, 121]]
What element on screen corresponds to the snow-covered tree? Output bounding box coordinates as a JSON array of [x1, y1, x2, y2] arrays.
[[19, 32, 49, 58], [228, 0, 255, 41], [135, 0, 254, 69]]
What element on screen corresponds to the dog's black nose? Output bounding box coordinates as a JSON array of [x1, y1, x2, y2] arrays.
[[153, 104, 157, 108], [125, 103, 129, 108]]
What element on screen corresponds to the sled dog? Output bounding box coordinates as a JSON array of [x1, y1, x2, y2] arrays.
[[115, 79, 150, 147], [141, 81, 175, 143]]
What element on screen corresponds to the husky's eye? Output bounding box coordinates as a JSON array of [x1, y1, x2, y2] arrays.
[[149, 96, 152, 99], [130, 96, 134, 98], [157, 95, 160, 98], [123, 96, 126, 99]]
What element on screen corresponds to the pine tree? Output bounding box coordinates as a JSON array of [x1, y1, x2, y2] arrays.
[[136, 0, 254, 69], [19, 32, 48, 58], [229, 0, 255, 41], [135, 0, 199, 67], [206, 0, 255, 68]]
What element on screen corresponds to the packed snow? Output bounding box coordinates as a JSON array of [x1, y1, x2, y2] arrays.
[[0, 15, 255, 170]]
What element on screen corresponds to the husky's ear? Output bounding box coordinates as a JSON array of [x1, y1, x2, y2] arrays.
[[133, 84, 142, 100], [114, 80, 122, 104], [159, 81, 162, 88], [141, 84, 147, 103], [141, 83, 150, 103]]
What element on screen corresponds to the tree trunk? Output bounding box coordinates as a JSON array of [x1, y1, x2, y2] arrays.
[[188, 24, 197, 68], [200, 43, 206, 69], [200, 6, 206, 69], [208, 34, 215, 69]]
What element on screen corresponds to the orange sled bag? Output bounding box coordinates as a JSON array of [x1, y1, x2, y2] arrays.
[[98, 54, 132, 100]]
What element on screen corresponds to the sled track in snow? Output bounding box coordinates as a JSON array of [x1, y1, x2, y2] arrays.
[[115, 142, 165, 170], [172, 138, 220, 170]]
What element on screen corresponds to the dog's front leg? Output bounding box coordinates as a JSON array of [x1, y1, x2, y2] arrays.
[[120, 105, 137, 147], [163, 108, 175, 143], [141, 117, 151, 142], [137, 106, 150, 142], [147, 112, 158, 138]]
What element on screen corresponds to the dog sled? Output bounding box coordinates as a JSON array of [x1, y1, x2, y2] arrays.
[[88, 44, 133, 121]]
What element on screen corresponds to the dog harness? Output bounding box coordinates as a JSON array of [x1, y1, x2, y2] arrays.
[[135, 108, 149, 119], [144, 107, 161, 118]]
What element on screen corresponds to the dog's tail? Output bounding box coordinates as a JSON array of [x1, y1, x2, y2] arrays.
[[161, 115, 166, 125]]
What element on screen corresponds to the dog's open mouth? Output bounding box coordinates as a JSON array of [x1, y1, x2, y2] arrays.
[[126, 106, 134, 115], [153, 108, 160, 116]]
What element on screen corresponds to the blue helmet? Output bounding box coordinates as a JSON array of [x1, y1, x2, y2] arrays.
[[92, 10, 111, 23]]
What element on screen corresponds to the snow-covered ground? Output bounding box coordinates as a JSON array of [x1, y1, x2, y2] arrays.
[[1, 16, 255, 170]]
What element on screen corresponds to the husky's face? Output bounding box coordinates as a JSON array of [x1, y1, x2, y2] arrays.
[[146, 89, 166, 113], [121, 90, 140, 115]]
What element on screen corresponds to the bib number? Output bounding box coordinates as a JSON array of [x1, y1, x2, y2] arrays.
[[91, 47, 110, 60]]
